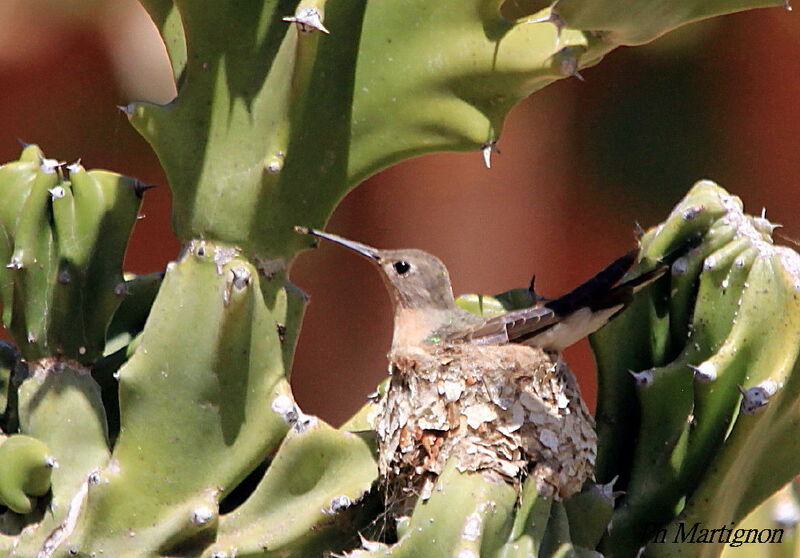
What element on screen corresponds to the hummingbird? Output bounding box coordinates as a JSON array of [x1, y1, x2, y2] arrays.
[[293, 226, 666, 353], [294, 226, 666, 512]]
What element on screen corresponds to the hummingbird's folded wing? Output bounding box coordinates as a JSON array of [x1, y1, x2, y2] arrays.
[[466, 305, 560, 345], [467, 251, 667, 350]]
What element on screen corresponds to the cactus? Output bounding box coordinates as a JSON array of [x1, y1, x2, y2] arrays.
[[0, 1, 797, 557], [719, 482, 800, 558], [591, 182, 800, 557], [0, 144, 145, 364], [0, 435, 55, 515]]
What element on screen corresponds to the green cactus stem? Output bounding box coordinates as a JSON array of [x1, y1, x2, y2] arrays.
[[718, 482, 800, 558], [0, 434, 55, 514], [590, 181, 800, 557], [563, 481, 618, 550], [495, 477, 553, 558], [102, 272, 164, 358], [345, 459, 520, 558], [42, 241, 301, 556], [10, 358, 110, 556], [130, 0, 788, 261], [554, 0, 785, 45], [204, 420, 377, 557], [0, 145, 144, 364]]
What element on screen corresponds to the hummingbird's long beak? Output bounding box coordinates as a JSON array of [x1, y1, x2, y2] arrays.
[[294, 226, 381, 262]]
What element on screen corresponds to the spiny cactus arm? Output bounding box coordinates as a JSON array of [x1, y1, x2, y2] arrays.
[[646, 252, 800, 558], [0, 146, 143, 363], [591, 181, 740, 485], [537, 503, 569, 557], [668, 233, 754, 349], [102, 272, 164, 357], [11, 361, 110, 557], [62, 168, 144, 359], [278, 281, 308, 379], [128, 0, 365, 257], [554, 0, 786, 45], [0, 146, 41, 332], [497, 477, 553, 558], [86, 272, 164, 448], [645, 188, 733, 344], [590, 182, 800, 557], [348, 459, 518, 558], [0, 152, 59, 359], [588, 280, 671, 484], [607, 219, 757, 543], [685, 250, 780, 465], [205, 422, 377, 557], [347, 1, 599, 185], [58, 247, 298, 555], [129, 0, 788, 260], [563, 482, 616, 551], [601, 355, 695, 555], [0, 434, 54, 514], [138, 0, 186, 84], [595, 184, 762, 554], [350, 0, 788, 184], [128, 0, 605, 257]]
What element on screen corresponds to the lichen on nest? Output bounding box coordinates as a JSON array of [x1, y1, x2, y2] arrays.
[[375, 343, 596, 515]]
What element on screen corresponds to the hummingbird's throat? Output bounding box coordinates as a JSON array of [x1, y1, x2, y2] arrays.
[[391, 308, 454, 347]]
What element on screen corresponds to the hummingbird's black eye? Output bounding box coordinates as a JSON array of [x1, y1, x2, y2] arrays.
[[393, 260, 411, 275]]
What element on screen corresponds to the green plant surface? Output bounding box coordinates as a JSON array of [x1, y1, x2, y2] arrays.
[[131, 0, 783, 260], [10, 360, 110, 556], [103, 272, 164, 357], [0, 340, 17, 424], [204, 422, 377, 557], [0, 434, 54, 514], [339, 399, 380, 432], [131, 0, 367, 257], [562, 482, 616, 550], [718, 482, 800, 558], [139, 0, 187, 84], [589, 181, 800, 558], [498, 476, 554, 558], [346, 459, 520, 558], [43, 244, 300, 556], [0, 145, 143, 364], [132, 0, 594, 256], [456, 288, 537, 317], [554, 0, 785, 45]]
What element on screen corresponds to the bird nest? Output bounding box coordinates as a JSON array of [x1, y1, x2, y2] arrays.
[[375, 343, 596, 515]]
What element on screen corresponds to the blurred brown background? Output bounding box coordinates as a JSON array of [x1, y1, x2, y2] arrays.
[[1, 1, 798, 425]]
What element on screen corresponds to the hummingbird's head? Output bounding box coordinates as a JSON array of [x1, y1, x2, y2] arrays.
[[372, 248, 456, 310], [294, 227, 457, 311]]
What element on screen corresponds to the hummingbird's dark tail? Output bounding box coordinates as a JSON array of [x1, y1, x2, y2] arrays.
[[468, 241, 693, 350], [545, 251, 667, 316]]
